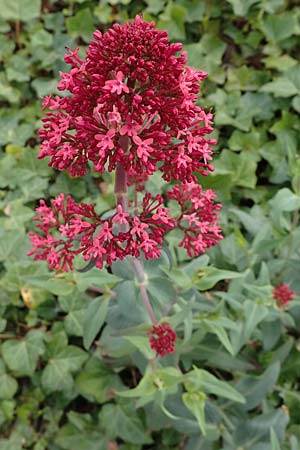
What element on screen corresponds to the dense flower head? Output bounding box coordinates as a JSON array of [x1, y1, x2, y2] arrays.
[[28, 193, 174, 271], [272, 283, 295, 309], [38, 15, 215, 183], [148, 322, 177, 357], [167, 182, 223, 257]]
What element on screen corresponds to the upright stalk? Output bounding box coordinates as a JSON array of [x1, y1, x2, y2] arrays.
[[114, 162, 129, 216], [114, 140, 157, 326]]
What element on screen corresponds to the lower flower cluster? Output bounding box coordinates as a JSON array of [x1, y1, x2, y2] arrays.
[[28, 183, 222, 272], [28, 192, 174, 271]]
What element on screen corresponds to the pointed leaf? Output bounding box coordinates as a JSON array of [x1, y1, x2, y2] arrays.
[[83, 297, 109, 350], [182, 392, 207, 436]]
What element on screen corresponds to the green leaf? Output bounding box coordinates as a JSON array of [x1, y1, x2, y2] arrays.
[[66, 8, 95, 43], [118, 367, 181, 402], [83, 297, 110, 350], [185, 367, 245, 404], [195, 266, 243, 291], [42, 346, 87, 393], [99, 403, 152, 444], [123, 335, 155, 359], [194, 345, 255, 372], [237, 363, 280, 411], [270, 428, 281, 450], [117, 370, 157, 399], [182, 392, 207, 436], [0, 0, 41, 22], [292, 95, 300, 113], [214, 150, 258, 189], [157, 2, 187, 40], [64, 310, 84, 337], [1, 330, 45, 376], [243, 300, 269, 343], [55, 423, 106, 450], [73, 266, 120, 291], [231, 300, 269, 353], [203, 320, 234, 355], [261, 78, 299, 97], [25, 276, 75, 296], [75, 356, 123, 403], [0, 373, 18, 399], [261, 12, 300, 42], [269, 188, 300, 230], [226, 0, 259, 16]]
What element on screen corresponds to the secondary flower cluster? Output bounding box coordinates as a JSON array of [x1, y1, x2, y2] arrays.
[[28, 182, 223, 273], [28, 193, 174, 271], [148, 323, 177, 357], [38, 15, 215, 183], [167, 182, 222, 257], [272, 283, 295, 309]]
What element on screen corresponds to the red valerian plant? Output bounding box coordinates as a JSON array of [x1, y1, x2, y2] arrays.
[[272, 283, 295, 309], [28, 16, 222, 357]]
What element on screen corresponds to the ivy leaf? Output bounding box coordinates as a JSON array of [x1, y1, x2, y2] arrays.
[[66, 8, 95, 43], [261, 78, 299, 97], [75, 357, 123, 404], [55, 423, 106, 450], [0, 0, 41, 22], [0, 373, 18, 400], [261, 12, 300, 42], [226, 0, 259, 16], [99, 403, 152, 444], [42, 346, 87, 393], [1, 330, 45, 376]]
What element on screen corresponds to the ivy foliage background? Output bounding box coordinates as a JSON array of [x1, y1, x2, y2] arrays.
[[0, 0, 300, 449]]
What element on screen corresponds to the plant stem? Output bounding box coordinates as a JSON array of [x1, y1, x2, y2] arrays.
[[114, 162, 128, 215], [113, 146, 156, 325], [15, 20, 21, 48]]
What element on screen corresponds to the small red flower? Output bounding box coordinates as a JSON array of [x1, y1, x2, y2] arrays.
[[148, 322, 177, 357], [272, 283, 295, 309]]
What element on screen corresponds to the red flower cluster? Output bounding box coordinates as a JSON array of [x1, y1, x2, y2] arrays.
[[272, 283, 295, 309], [29, 16, 222, 271], [167, 182, 222, 257], [148, 322, 177, 357], [28, 193, 174, 271], [38, 15, 215, 182]]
